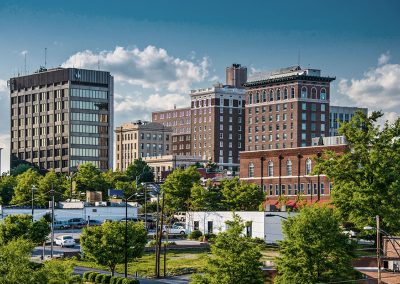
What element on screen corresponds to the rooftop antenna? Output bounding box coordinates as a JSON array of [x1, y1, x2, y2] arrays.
[[44, 48, 47, 68], [24, 52, 27, 75], [297, 50, 301, 67]]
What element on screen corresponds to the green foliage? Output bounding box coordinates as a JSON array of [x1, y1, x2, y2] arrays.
[[102, 169, 130, 190], [37, 170, 67, 206], [82, 271, 91, 281], [316, 111, 400, 233], [95, 273, 105, 283], [11, 168, 42, 205], [80, 221, 147, 275], [35, 259, 77, 284], [162, 166, 201, 212], [116, 277, 124, 284], [191, 215, 264, 284], [274, 205, 356, 284], [102, 275, 112, 284], [0, 238, 36, 283], [125, 159, 154, 183], [0, 214, 50, 245], [0, 175, 17, 205], [10, 163, 38, 177], [190, 183, 221, 211], [189, 230, 203, 240], [89, 272, 99, 282], [110, 276, 118, 284], [75, 163, 107, 196], [219, 178, 265, 211]]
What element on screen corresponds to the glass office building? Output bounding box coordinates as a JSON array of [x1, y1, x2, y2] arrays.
[[9, 67, 114, 173]]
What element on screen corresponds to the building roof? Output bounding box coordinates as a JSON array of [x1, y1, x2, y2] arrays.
[[244, 74, 336, 88]]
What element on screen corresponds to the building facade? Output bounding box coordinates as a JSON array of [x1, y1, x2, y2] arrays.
[[115, 121, 172, 171], [244, 66, 335, 151], [142, 154, 207, 181], [226, 63, 247, 88], [9, 67, 113, 173], [151, 107, 191, 156], [329, 105, 368, 136], [239, 144, 347, 205], [190, 84, 246, 173]]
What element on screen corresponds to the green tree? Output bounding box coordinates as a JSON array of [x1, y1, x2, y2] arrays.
[[80, 221, 147, 275], [125, 159, 154, 183], [162, 166, 201, 212], [0, 238, 36, 283], [315, 111, 400, 233], [220, 178, 265, 211], [10, 163, 39, 177], [0, 175, 17, 205], [191, 215, 264, 284], [190, 182, 221, 211], [37, 170, 67, 206], [274, 205, 356, 284], [102, 169, 130, 190], [11, 168, 42, 206], [75, 163, 107, 196], [34, 260, 79, 284], [0, 215, 50, 245]]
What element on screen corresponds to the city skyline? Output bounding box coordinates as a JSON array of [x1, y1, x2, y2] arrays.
[[0, 0, 399, 172]]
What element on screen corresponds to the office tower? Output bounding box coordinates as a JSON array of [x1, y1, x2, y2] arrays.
[[329, 105, 368, 136], [9, 67, 114, 173], [226, 63, 247, 88], [244, 66, 335, 150], [115, 121, 172, 171], [152, 107, 191, 156]]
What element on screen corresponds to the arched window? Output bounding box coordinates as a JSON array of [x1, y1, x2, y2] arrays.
[[305, 159, 312, 175], [311, 87, 317, 99], [320, 88, 327, 100], [301, 86, 307, 98], [248, 93, 253, 104], [283, 88, 288, 100], [286, 160, 292, 176], [291, 87, 295, 98], [268, 161, 274, 176], [276, 89, 281, 100], [262, 91, 267, 102], [269, 90, 274, 101], [248, 162, 254, 177], [256, 92, 260, 103]]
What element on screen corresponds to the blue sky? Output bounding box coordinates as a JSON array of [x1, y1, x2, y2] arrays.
[[0, 0, 399, 172]]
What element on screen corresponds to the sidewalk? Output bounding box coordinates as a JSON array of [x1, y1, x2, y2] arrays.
[[74, 266, 190, 284]]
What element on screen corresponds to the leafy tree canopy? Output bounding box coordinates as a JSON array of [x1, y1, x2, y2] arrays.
[[11, 169, 42, 206], [191, 214, 264, 284], [274, 205, 357, 284], [75, 163, 108, 196], [0, 175, 17, 205], [80, 221, 147, 275], [315, 111, 400, 233], [125, 159, 154, 183], [162, 166, 201, 213]]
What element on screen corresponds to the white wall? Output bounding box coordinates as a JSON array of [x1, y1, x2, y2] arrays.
[[185, 211, 297, 243], [0, 206, 138, 222]]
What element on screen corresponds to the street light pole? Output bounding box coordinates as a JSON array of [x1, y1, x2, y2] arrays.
[[124, 196, 128, 278], [31, 185, 36, 221], [376, 215, 381, 284], [50, 184, 55, 258]]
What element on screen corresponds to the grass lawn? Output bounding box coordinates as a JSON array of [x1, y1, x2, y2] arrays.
[[71, 248, 210, 277]]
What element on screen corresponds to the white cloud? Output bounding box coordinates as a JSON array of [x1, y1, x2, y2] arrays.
[[0, 133, 10, 174], [208, 75, 220, 82], [62, 46, 209, 92], [378, 52, 390, 65], [338, 56, 400, 112], [0, 79, 7, 92]]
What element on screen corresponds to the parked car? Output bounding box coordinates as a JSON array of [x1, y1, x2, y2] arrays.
[[87, 219, 102, 226], [54, 235, 76, 247], [173, 212, 186, 222], [67, 218, 86, 227], [163, 224, 187, 235], [119, 217, 138, 222], [53, 221, 71, 230]]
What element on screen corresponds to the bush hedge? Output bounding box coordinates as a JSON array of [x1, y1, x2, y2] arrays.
[[89, 272, 99, 282], [82, 271, 91, 281], [116, 277, 124, 284], [102, 275, 112, 284], [188, 230, 202, 240], [122, 279, 140, 284], [95, 273, 104, 283]]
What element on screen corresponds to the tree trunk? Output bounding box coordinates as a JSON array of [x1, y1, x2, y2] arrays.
[[111, 265, 115, 276]]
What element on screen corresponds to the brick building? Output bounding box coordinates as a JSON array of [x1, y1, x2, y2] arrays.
[[244, 66, 335, 151], [115, 121, 172, 171], [190, 84, 246, 173], [239, 144, 347, 206], [151, 107, 191, 156]]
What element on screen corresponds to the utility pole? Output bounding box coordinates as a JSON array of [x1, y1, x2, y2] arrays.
[[144, 183, 147, 230], [154, 192, 160, 276], [376, 215, 381, 284], [157, 192, 165, 278], [31, 185, 36, 221], [124, 196, 128, 278], [50, 184, 55, 258]]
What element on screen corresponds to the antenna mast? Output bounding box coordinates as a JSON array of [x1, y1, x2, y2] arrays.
[[44, 48, 47, 68], [24, 52, 27, 75]]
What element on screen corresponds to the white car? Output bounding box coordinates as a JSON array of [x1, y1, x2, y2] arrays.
[[54, 235, 76, 247], [163, 224, 187, 235]]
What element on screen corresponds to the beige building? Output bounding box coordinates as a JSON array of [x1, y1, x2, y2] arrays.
[[143, 154, 208, 181], [115, 121, 172, 171]]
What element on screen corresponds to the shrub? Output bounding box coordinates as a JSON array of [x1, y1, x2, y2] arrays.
[[116, 277, 124, 284], [82, 271, 91, 281], [189, 230, 202, 240], [110, 276, 118, 284], [95, 273, 104, 283], [203, 233, 216, 242], [102, 275, 112, 284], [89, 272, 99, 282], [122, 279, 140, 284], [69, 274, 83, 283]]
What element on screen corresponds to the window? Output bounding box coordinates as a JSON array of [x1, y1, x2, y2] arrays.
[[194, 221, 199, 231], [301, 86, 307, 98], [305, 159, 312, 175], [286, 160, 292, 176], [248, 162, 254, 177], [321, 104, 326, 112], [283, 88, 288, 100], [207, 221, 213, 234], [291, 87, 295, 98], [275, 184, 279, 195], [311, 87, 317, 99], [246, 222, 252, 237], [276, 89, 281, 100], [281, 184, 285, 195], [268, 161, 273, 176], [321, 183, 325, 194], [269, 90, 274, 101], [302, 112, 307, 121], [302, 103, 307, 110], [288, 184, 292, 195], [320, 88, 327, 100]]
